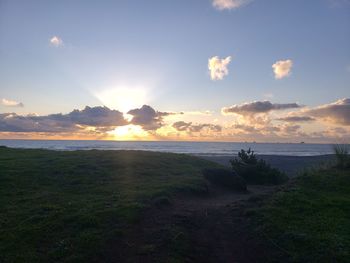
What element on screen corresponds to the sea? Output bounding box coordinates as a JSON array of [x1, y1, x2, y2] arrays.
[[0, 140, 337, 156]]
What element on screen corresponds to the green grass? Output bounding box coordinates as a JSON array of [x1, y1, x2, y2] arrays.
[[256, 167, 350, 262], [0, 146, 221, 262]]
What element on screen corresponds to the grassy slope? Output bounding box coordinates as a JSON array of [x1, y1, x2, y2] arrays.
[[0, 147, 221, 262], [256, 167, 350, 262]]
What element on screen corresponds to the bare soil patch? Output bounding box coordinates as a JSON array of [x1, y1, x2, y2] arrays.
[[111, 184, 285, 263]]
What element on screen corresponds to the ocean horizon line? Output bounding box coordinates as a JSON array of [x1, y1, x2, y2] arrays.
[[0, 138, 341, 145]]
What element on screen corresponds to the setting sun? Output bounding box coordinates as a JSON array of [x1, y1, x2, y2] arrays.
[[108, 124, 149, 140]]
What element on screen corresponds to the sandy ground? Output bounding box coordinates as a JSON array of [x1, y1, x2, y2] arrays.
[[197, 154, 335, 176]]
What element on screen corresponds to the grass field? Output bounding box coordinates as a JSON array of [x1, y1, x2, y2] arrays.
[[256, 166, 350, 262], [1, 146, 349, 263], [0, 146, 221, 262]]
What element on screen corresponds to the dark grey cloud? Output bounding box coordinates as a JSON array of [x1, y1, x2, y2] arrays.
[[0, 113, 76, 132], [222, 101, 301, 115], [277, 116, 315, 122], [232, 124, 259, 133], [173, 121, 222, 133], [281, 124, 301, 133], [232, 124, 281, 134], [0, 106, 127, 133], [172, 121, 191, 131], [305, 98, 350, 125], [127, 105, 179, 130], [63, 106, 126, 126]]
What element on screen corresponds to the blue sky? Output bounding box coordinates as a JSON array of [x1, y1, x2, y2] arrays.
[[0, 0, 349, 141]]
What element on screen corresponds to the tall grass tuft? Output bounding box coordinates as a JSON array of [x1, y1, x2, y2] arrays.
[[333, 144, 349, 169]]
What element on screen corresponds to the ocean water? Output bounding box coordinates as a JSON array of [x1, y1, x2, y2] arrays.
[[0, 140, 336, 156]]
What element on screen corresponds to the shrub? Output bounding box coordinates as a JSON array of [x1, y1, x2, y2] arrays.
[[333, 144, 350, 169], [202, 168, 247, 191], [230, 148, 288, 185]]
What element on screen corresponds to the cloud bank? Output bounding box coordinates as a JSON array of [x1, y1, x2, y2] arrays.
[[0, 104, 179, 134], [0, 99, 349, 142], [305, 98, 350, 125], [208, 56, 232, 80], [272, 59, 293, 79], [0, 106, 126, 133]]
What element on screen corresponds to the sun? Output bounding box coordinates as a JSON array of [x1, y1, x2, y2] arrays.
[[108, 124, 149, 140]]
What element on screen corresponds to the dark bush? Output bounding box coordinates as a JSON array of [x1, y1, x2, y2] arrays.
[[333, 144, 350, 169], [202, 168, 247, 191], [230, 148, 288, 185]]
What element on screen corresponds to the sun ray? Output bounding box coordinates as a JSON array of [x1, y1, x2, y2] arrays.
[[94, 87, 148, 113]]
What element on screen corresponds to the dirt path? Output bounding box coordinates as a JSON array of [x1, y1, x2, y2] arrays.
[[114, 185, 284, 263]]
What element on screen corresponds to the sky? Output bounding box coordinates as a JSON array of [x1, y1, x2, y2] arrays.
[[0, 0, 349, 142]]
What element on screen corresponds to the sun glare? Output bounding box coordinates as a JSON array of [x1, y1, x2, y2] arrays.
[[108, 124, 149, 140], [95, 87, 148, 113]]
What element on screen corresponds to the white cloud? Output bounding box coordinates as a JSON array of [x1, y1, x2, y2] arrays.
[[49, 36, 63, 47], [208, 56, 232, 80], [212, 0, 251, 10], [1, 98, 24, 107], [272, 59, 293, 79]]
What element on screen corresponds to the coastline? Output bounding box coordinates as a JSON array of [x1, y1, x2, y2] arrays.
[[0, 140, 336, 157]]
